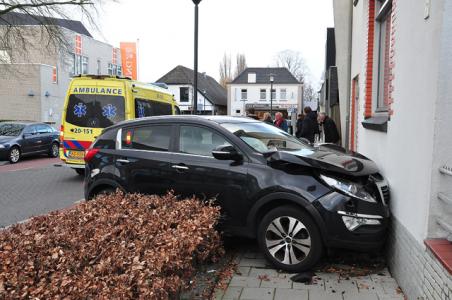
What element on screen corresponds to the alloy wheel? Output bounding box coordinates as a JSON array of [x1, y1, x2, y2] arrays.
[[52, 144, 59, 157], [10, 148, 20, 163], [265, 216, 311, 265]]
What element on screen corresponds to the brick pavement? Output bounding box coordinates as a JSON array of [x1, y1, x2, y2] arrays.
[[215, 249, 405, 300]]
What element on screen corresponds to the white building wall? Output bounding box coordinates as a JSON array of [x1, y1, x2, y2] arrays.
[[166, 84, 214, 114], [228, 84, 300, 116]]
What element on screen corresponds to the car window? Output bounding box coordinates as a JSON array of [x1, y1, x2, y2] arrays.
[[135, 98, 173, 118], [179, 126, 231, 157], [36, 125, 51, 134], [122, 125, 171, 152], [93, 129, 117, 149], [0, 123, 25, 136], [23, 125, 37, 135]]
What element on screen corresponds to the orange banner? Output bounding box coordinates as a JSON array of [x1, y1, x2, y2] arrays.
[[120, 42, 137, 80]]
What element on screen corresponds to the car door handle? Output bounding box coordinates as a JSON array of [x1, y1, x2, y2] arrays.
[[36, 140, 42, 143], [117, 159, 130, 164], [172, 164, 189, 170]]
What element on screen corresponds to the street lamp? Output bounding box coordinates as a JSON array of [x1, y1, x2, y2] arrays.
[[192, 0, 202, 115], [269, 74, 275, 117]]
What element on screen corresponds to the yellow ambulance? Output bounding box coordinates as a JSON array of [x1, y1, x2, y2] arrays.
[[59, 75, 179, 174]]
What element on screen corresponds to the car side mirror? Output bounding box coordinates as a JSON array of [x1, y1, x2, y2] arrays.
[[212, 145, 242, 161]]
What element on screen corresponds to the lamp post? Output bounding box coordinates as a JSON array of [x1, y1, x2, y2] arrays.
[[192, 0, 202, 115], [269, 74, 275, 117]]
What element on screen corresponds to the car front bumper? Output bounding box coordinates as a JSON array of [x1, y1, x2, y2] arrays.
[[315, 191, 390, 251], [0, 146, 11, 160]]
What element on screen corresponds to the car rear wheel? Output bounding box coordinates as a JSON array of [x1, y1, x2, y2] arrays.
[[8, 146, 21, 164], [90, 187, 115, 200], [49, 142, 59, 158], [257, 205, 323, 272]]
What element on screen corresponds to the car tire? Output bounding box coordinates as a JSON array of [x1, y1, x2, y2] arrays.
[[257, 205, 323, 272], [8, 146, 21, 164], [90, 187, 115, 200], [75, 169, 85, 176], [49, 142, 59, 158]]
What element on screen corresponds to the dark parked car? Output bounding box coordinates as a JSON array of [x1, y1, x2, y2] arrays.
[[0, 121, 60, 163], [84, 116, 390, 271]]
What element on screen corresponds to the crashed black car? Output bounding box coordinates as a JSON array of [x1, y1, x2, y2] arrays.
[[84, 116, 390, 271]]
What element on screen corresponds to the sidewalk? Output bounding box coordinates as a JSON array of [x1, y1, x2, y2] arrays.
[[215, 249, 404, 300]]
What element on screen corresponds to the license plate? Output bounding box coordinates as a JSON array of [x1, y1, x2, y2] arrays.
[[67, 150, 85, 159]]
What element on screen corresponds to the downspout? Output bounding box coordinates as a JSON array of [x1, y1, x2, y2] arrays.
[[344, 2, 354, 149]]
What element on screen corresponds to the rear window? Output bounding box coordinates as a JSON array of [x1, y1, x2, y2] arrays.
[[93, 129, 117, 149], [66, 94, 125, 128], [135, 98, 172, 118]]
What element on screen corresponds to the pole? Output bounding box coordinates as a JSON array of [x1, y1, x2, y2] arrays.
[[270, 81, 273, 117], [193, 3, 199, 115]]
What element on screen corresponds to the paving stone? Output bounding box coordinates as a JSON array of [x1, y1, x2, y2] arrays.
[[214, 288, 226, 300], [325, 279, 359, 294], [308, 290, 343, 300], [293, 280, 325, 291], [377, 295, 404, 300], [235, 266, 251, 276], [260, 277, 292, 289], [239, 287, 274, 300], [229, 276, 261, 288], [248, 267, 279, 278], [239, 258, 269, 268], [222, 287, 243, 300], [274, 288, 308, 300], [342, 291, 379, 300]]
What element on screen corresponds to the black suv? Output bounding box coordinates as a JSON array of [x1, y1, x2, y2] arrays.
[[84, 116, 390, 271]]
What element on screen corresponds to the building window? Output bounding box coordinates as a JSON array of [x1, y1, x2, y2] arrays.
[[376, 0, 392, 111], [116, 65, 122, 76], [236, 110, 241, 114], [81, 56, 89, 74], [180, 87, 189, 102], [280, 88, 287, 100], [74, 54, 81, 75], [271, 89, 276, 100], [241, 89, 247, 100], [97, 59, 101, 75], [108, 63, 113, 75], [52, 67, 58, 83], [260, 89, 266, 101]]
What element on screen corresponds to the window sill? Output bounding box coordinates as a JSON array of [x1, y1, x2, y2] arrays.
[[361, 115, 388, 132], [424, 239, 452, 275]]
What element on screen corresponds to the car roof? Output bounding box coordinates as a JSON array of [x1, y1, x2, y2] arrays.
[[109, 115, 260, 130], [0, 121, 42, 126]]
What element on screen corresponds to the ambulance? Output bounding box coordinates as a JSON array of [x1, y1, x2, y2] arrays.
[[59, 75, 179, 174]]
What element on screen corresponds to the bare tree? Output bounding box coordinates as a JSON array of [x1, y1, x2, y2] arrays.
[[219, 53, 232, 88], [0, 0, 110, 64], [234, 53, 247, 78], [275, 49, 309, 84]]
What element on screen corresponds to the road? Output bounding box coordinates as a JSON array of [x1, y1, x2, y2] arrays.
[[0, 156, 84, 228]]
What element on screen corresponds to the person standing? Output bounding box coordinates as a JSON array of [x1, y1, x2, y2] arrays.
[[274, 112, 288, 132], [262, 112, 273, 125], [318, 112, 340, 144], [300, 107, 319, 143], [295, 114, 304, 138]]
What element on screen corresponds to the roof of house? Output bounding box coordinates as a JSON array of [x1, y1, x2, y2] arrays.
[[156, 65, 227, 107], [0, 12, 92, 37], [230, 67, 300, 85]]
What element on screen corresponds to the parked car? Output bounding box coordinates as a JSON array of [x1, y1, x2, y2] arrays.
[[84, 116, 391, 271], [0, 121, 60, 163]]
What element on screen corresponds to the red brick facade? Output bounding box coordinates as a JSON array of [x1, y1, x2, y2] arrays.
[[364, 0, 376, 118], [388, 0, 396, 116]]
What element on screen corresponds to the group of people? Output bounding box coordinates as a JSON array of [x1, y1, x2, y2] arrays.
[[255, 108, 340, 145], [295, 107, 340, 144]]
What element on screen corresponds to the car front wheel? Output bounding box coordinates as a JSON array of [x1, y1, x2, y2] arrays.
[[8, 146, 21, 164], [257, 205, 323, 272]]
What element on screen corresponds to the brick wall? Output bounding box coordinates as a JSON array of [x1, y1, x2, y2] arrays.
[[387, 217, 452, 299]]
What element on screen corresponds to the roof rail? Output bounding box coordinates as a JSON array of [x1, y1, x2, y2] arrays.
[[71, 74, 132, 80]]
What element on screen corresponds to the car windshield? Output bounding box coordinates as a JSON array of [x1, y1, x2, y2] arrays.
[[0, 123, 25, 136], [221, 122, 314, 153]]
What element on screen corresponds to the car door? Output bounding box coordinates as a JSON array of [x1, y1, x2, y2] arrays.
[[170, 124, 250, 227], [36, 124, 53, 152], [115, 124, 175, 195], [21, 125, 40, 154]]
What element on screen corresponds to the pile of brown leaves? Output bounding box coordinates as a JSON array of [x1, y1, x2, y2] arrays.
[[0, 192, 224, 299]]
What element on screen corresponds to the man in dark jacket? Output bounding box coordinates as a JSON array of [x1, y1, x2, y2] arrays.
[[318, 112, 340, 144], [295, 114, 304, 138], [300, 107, 319, 143]]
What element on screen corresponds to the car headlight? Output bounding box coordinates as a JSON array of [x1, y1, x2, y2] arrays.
[[320, 175, 376, 203]]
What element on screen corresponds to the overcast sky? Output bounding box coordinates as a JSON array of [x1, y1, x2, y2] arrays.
[[91, 0, 334, 87]]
